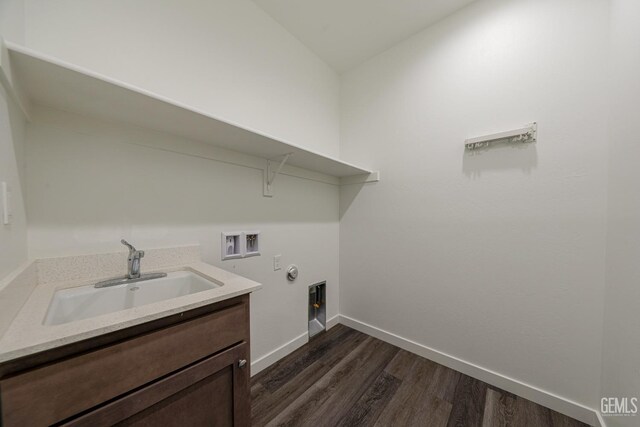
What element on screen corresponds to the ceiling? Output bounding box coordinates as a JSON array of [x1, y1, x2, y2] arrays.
[[252, 0, 476, 73]]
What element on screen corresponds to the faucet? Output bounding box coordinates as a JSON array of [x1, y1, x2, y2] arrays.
[[121, 239, 144, 279], [94, 240, 166, 288]]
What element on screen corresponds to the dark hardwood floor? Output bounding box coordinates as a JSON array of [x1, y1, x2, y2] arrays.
[[251, 324, 590, 427]]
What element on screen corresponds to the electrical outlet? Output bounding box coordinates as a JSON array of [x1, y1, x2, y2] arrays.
[[274, 254, 281, 271]]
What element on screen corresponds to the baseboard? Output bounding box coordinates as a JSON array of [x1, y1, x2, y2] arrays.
[[339, 315, 601, 427], [250, 315, 340, 377], [251, 331, 308, 377], [326, 314, 339, 330]]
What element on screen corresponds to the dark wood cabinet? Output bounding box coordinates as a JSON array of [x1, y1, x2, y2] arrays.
[[0, 295, 251, 427], [64, 342, 249, 427]]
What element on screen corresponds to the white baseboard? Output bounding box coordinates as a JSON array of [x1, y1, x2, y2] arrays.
[[250, 315, 340, 377], [248, 314, 604, 425], [251, 332, 308, 377], [326, 314, 339, 329], [339, 315, 601, 427]]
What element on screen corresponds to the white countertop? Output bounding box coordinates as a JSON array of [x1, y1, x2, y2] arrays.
[[0, 261, 261, 363]]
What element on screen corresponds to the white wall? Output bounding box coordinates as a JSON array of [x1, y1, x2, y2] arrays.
[[340, 0, 609, 412], [0, 0, 24, 44], [21, 0, 340, 157], [0, 85, 28, 280], [25, 106, 339, 367], [0, 0, 28, 280], [601, 0, 640, 425]]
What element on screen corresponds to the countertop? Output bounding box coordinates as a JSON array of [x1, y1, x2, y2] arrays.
[[0, 260, 261, 364]]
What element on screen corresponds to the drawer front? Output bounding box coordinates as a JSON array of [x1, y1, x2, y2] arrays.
[[63, 343, 249, 427], [0, 298, 248, 426]]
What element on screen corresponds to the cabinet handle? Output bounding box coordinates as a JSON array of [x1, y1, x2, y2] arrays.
[[238, 359, 247, 368]]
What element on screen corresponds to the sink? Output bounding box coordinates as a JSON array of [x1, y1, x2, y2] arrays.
[[44, 271, 220, 326]]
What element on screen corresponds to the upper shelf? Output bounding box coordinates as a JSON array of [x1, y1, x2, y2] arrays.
[[1, 41, 375, 179]]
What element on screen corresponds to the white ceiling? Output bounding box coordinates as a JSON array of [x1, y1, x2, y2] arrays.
[[252, 0, 476, 73]]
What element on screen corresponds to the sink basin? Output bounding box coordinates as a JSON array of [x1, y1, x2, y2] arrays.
[[44, 271, 220, 326]]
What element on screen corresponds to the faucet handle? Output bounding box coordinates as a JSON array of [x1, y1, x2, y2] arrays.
[[121, 239, 137, 253], [138, 250, 145, 258]]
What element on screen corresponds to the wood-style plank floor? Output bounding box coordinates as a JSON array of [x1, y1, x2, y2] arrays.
[[251, 324, 590, 427]]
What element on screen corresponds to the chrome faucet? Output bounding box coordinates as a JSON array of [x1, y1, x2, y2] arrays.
[[121, 239, 144, 279], [94, 240, 166, 288]]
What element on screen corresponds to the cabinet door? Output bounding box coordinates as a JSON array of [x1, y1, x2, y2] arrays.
[[64, 343, 250, 427]]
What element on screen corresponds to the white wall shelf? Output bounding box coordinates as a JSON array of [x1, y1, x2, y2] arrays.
[[0, 41, 378, 183]]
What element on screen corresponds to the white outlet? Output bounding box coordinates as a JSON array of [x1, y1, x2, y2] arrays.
[[274, 254, 281, 271]]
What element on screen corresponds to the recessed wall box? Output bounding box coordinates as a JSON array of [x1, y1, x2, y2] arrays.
[[221, 232, 243, 260], [245, 231, 260, 257], [309, 282, 326, 338]]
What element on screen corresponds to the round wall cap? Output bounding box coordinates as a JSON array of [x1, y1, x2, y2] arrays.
[[287, 265, 298, 281]]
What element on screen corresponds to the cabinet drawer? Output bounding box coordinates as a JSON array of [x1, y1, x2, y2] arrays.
[[63, 343, 249, 427], [0, 298, 248, 426]]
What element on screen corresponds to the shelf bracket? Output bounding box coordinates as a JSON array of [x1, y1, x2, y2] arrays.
[[263, 153, 292, 197]]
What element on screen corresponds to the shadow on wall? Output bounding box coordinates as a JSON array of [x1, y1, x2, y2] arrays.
[[462, 141, 538, 178], [339, 182, 367, 220]]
